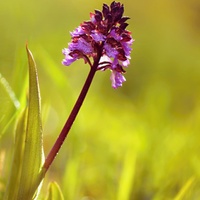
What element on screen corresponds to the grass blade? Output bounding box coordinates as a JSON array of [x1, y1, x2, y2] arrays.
[[174, 177, 195, 200], [45, 182, 64, 200], [4, 108, 28, 200], [0, 73, 20, 137]]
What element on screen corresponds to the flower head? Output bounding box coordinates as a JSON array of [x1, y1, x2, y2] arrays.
[[62, 1, 134, 88]]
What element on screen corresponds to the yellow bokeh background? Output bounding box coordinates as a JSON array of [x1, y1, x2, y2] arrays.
[[1, 0, 200, 199]]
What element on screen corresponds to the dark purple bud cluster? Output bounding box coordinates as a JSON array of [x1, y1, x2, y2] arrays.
[[62, 1, 134, 88]]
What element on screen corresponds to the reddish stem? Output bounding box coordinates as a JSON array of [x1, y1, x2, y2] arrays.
[[43, 58, 100, 172]]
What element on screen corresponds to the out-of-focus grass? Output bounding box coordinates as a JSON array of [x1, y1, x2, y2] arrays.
[[1, 0, 200, 199]]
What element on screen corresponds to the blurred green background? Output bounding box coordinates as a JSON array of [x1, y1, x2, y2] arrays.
[[1, 0, 200, 199]]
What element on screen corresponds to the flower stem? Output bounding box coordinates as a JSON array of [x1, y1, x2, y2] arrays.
[[43, 60, 99, 172]]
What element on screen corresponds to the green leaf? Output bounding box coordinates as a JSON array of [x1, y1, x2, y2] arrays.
[[4, 46, 44, 200], [45, 182, 64, 200], [4, 108, 28, 200], [17, 46, 44, 199]]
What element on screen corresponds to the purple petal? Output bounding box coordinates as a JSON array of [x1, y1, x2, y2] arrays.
[[70, 26, 85, 37], [110, 70, 126, 89], [110, 57, 118, 69], [62, 48, 78, 66], [121, 38, 134, 57], [90, 13, 97, 24], [69, 38, 93, 54], [91, 31, 106, 42], [122, 59, 130, 67], [109, 29, 121, 41], [104, 43, 118, 58]]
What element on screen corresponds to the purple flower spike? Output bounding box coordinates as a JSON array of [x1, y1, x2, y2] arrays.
[[62, 1, 134, 88]]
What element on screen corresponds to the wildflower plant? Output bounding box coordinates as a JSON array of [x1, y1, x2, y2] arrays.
[[3, 1, 133, 199], [62, 1, 133, 88]]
